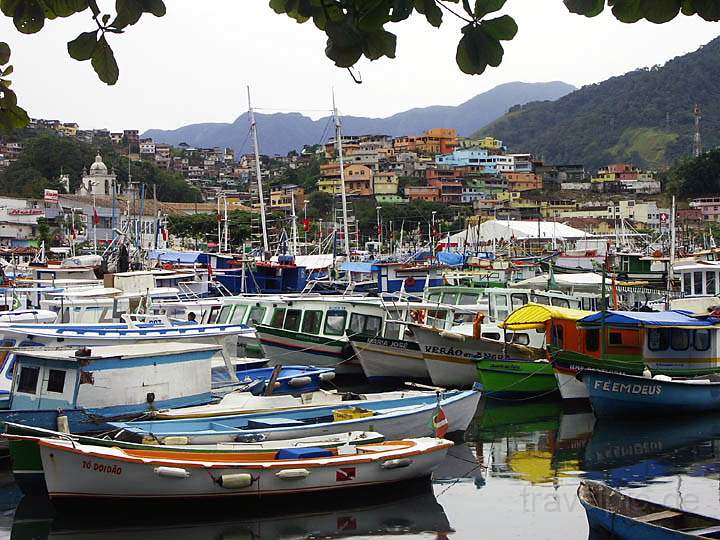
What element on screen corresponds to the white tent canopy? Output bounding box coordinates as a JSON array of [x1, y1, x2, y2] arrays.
[[448, 219, 595, 248]]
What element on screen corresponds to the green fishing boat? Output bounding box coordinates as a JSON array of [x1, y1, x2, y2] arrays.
[[476, 358, 558, 397]]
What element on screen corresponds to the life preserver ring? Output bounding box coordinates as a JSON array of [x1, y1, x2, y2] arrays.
[[162, 263, 175, 270], [473, 312, 485, 339], [405, 276, 417, 287], [410, 309, 426, 324]]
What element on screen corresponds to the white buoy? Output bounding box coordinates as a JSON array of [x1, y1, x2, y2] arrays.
[[56, 415, 69, 434], [219, 473, 254, 489], [154, 466, 191, 479], [642, 366, 652, 378]]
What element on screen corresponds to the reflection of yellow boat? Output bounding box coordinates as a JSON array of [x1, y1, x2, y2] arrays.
[[508, 449, 580, 485]]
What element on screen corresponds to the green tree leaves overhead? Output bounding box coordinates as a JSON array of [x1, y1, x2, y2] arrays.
[[0, 42, 29, 134], [0, 0, 719, 134], [567, 0, 720, 22]]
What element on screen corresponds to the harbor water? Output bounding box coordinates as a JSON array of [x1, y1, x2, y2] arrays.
[[2, 396, 720, 539]]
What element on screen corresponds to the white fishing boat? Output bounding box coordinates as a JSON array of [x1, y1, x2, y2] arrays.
[[411, 323, 545, 388], [38, 436, 453, 501], [110, 389, 481, 444]]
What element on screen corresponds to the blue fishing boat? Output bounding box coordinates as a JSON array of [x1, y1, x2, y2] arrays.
[[110, 388, 482, 444], [212, 365, 336, 395], [578, 369, 720, 418], [579, 480, 720, 539], [0, 343, 219, 433]]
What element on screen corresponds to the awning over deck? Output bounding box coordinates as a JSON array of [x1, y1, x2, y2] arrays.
[[499, 303, 595, 330], [578, 310, 720, 328]]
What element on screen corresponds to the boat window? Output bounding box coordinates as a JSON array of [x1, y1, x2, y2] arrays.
[[482, 332, 501, 341], [427, 309, 448, 328], [324, 310, 347, 336], [531, 294, 550, 305], [552, 323, 564, 348], [247, 306, 266, 325], [585, 329, 599, 352], [648, 328, 670, 351], [427, 292, 441, 303], [694, 329, 711, 351], [670, 328, 690, 351], [270, 308, 285, 328], [608, 332, 622, 346], [216, 305, 233, 324], [694, 271, 703, 295], [301, 310, 323, 335], [683, 273, 691, 295], [17, 366, 39, 394], [581, 298, 594, 311], [229, 305, 248, 324], [491, 295, 508, 321], [46, 369, 66, 393], [513, 333, 530, 346], [384, 322, 402, 340], [349, 314, 383, 336], [207, 306, 220, 324], [441, 293, 458, 305], [708, 272, 716, 295], [458, 293, 479, 305], [551, 297, 570, 308], [511, 293, 529, 310], [568, 298, 581, 309], [283, 309, 302, 332]]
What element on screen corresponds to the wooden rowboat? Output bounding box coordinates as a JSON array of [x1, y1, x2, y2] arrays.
[[38, 437, 453, 502], [3, 422, 384, 496], [578, 480, 720, 539]]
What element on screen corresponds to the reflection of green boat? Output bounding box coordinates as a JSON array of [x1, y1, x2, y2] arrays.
[[468, 398, 562, 442], [476, 359, 558, 397]]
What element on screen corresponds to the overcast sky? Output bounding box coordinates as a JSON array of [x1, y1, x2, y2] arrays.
[[2, 1, 718, 132]]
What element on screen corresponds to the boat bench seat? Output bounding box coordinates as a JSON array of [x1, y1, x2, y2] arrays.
[[636, 510, 682, 523], [246, 417, 305, 429]]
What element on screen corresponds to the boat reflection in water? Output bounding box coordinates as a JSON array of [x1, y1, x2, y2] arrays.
[[10, 478, 453, 540]]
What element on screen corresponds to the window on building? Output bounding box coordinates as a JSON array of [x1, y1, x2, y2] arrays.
[[585, 329, 599, 352], [301, 310, 323, 335], [47, 369, 66, 393], [283, 309, 302, 332], [671, 328, 690, 351], [324, 310, 347, 336], [694, 329, 711, 351], [694, 271, 704, 295], [270, 308, 285, 328], [17, 366, 39, 394]]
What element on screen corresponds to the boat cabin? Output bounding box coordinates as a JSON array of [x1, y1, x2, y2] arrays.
[[7, 343, 218, 413]]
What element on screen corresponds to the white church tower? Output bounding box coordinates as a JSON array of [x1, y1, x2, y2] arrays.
[[77, 153, 116, 197]]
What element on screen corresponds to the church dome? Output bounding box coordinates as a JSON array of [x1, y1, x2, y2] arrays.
[[89, 153, 108, 174]]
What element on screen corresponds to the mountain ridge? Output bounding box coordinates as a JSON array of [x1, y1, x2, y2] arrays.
[[478, 39, 720, 170], [143, 81, 575, 156]]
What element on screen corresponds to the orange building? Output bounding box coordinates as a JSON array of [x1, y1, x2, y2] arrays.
[[344, 164, 373, 196], [503, 172, 543, 192], [405, 185, 441, 202], [392, 128, 458, 156]]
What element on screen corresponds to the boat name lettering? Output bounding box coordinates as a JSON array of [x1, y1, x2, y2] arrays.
[[425, 345, 465, 357], [82, 460, 122, 475], [593, 380, 662, 396], [368, 338, 408, 350]]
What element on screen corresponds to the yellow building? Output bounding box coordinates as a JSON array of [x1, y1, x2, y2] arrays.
[[458, 136, 503, 150], [372, 171, 399, 195]]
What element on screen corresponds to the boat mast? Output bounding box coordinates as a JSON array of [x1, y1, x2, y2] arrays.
[[332, 91, 351, 258], [247, 86, 269, 254], [666, 195, 676, 310], [290, 190, 298, 256]]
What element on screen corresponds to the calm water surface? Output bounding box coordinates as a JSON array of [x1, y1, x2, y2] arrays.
[[2, 397, 720, 539]]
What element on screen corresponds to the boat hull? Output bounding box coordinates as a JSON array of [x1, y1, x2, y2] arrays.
[[580, 370, 720, 418], [476, 359, 557, 396], [110, 390, 482, 445], [351, 336, 428, 381], [39, 438, 452, 501], [257, 326, 361, 375]]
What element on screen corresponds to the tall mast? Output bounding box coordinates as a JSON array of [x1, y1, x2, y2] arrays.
[[332, 91, 351, 258], [248, 86, 269, 254], [290, 190, 298, 256], [666, 195, 676, 310]]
